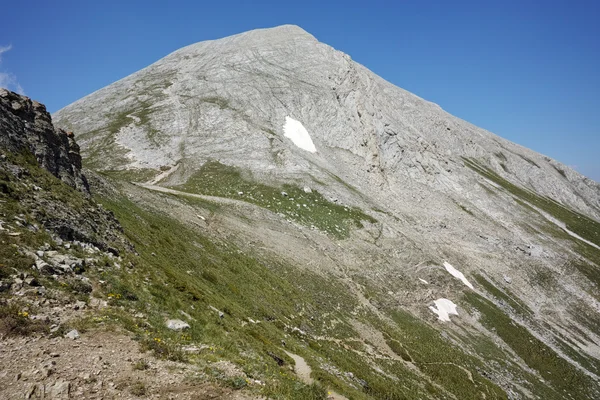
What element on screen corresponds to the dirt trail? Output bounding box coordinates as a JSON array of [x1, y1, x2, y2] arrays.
[[135, 183, 253, 208], [285, 351, 313, 384], [0, 330, 258, 399], [147, 164, 180, 185], [284, 351, 347, 400]]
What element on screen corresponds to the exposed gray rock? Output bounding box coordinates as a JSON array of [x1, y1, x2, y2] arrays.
[[54, 25, 599, 222], [0, 88, 88, 193], [165, 319, 190, 331], [65, 329, 80, 340], [48, 379, 70, 399]]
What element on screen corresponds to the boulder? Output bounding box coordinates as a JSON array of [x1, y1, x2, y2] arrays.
[[166, 319, 190, 331]]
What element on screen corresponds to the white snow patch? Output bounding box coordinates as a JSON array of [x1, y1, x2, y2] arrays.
[[419, 278, 429, 284], [283, 116, 317, 153], [443, 262, 474, 289], [429, 298, 459, 322]]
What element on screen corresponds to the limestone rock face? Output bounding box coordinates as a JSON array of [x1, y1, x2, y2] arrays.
[[53, 25, 599, 219], [0, 88, 89, 193]]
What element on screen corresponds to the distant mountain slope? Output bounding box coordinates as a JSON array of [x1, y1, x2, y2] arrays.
[[51, 25, 600, 399], [54, 25, 599, 220]]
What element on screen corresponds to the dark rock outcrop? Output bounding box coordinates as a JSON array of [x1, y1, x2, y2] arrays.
[[0, 88, 130, 251], [0, 88, 89, 193]]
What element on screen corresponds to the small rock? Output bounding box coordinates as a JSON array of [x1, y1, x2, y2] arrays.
[[73, 301, 86, 310], [50, 379, 70, 399], [65, 329, 80, 340], [166, 319, 190, 331], [25, 384, 38, 399], [24, 276, 40, 286], [0, 281, 11, 292]]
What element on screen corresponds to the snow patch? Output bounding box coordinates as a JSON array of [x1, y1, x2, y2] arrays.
[[443, 262, 474, 289], [283, 116, 317, 153], [419, 278, 429, 284], [429, 298, 459, 322]]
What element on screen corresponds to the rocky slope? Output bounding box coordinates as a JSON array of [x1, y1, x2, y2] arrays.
[[4, 25, 600, 399], [1, 89, 89, 193]]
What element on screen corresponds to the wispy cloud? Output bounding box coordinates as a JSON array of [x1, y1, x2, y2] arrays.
[[0, 44, 24, 95], [0, 44, 12, 62]]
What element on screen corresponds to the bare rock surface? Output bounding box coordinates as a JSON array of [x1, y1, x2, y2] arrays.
[[53, 25, 599, 220], [1, 88, 88, 193]]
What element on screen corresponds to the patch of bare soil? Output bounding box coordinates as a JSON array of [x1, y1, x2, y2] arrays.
[[0, 330, 259, 399]]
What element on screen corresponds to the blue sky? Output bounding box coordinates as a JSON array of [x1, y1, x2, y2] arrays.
[[2, 1, 599, 181]]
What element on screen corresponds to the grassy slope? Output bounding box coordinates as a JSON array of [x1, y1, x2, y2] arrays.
[[175, 160, 376, 239], [461, 158, 600, 399], [7, 148, 598, 398], [92, 178, 518, 399]]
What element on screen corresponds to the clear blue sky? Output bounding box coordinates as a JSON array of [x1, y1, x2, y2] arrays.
[[2, 1, 599, 181]]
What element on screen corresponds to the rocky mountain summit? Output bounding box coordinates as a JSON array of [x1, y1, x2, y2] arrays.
[[2, 26, 600, 399]]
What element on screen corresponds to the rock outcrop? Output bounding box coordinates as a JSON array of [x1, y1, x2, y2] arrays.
[[0, 89, 128, 249], [0, 88, 88, 193]]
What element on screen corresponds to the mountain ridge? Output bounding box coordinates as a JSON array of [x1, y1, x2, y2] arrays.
[[42, 25, 600, 399], [53, 25, 599, 222]]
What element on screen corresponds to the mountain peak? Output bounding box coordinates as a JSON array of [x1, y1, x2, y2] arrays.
[[35, 26, 600, 399], [204, 24, 318, 48]]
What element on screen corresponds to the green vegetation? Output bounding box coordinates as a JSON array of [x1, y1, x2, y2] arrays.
[[382, 310, 508, 400], [493, 152, 507, 161], [463, 157, 600, 247], [176, 161, 376, 238], [200, 97, 231, 110], [0, 301, 50, 337], [95, 183, 512, 399], [473, 274, 532, 316], [455, 201, 475, 216], [518, 154, 540, 168], [464, 292, 598, 399], [94, 192, 360, 398]]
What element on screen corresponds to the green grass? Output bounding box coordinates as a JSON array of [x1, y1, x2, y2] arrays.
[[381, 310, 508, 400], [176, 161, 376, 239], [463, 157, 600, 247], [0, 301, 50, 337], [93, 191, 378, 398], [494, 152, 507, 162], [518, 154, 540, 168], [455, 201, 475, 216], [100, 168, 160, 183], [200, 97, 231, 110], [473, 274, 532, 316], [464, 292, 598, 399]]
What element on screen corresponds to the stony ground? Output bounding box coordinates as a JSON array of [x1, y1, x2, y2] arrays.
[[0, 330, 260, 399]]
